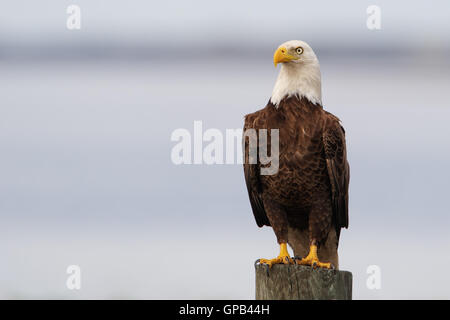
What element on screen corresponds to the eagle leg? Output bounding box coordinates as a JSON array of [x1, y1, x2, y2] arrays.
[[256, 243, 294, 268], [294, 244, 334, 269]]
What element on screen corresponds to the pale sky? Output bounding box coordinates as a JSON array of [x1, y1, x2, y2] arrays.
[[0, 0, 449, 49], [0, 0, 449, 299]]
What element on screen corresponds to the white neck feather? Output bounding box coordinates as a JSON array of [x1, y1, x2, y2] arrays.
[[270, 60, 322, 106]]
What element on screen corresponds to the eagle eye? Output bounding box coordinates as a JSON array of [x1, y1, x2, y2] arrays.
[[296, 47, 304, 55]]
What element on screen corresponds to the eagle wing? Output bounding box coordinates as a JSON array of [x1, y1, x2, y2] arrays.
[[323, 115, 350, 240], [243, 113, 270, 227]]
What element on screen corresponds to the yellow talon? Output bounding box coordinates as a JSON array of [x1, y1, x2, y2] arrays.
[[295, 244, 333, 269], [258, 243, 293, 268]]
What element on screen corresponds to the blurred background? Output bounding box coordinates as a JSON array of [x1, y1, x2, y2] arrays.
[[1, 0, 449, 299]]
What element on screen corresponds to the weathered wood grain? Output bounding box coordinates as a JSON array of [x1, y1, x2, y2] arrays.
[[255, 264, 352, 300]]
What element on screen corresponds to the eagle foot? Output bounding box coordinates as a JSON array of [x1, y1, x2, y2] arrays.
[[257, 255, 293, 268], [255, 243, 294, 268], [294, 245, 334, 269], [295, 257, 333, 269]]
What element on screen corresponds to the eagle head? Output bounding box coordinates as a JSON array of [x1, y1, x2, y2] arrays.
[[273, 40, 317, 67], [271, 40, 322, 106]]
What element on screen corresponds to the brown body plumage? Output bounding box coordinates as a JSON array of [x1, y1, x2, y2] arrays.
[[244, 95, 349, 267]]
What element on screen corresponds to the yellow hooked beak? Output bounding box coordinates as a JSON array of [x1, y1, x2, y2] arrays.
[[273, 47, 296, 67]]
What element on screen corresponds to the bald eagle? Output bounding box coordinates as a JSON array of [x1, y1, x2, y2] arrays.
[[244, 40, 349, 269]]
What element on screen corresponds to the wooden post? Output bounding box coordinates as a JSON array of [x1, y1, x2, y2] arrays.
[[255, 264, 352, 300]]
